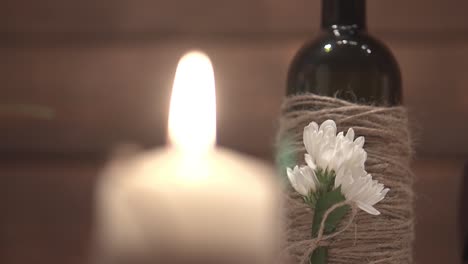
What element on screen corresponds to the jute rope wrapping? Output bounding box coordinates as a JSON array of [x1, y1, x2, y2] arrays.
[[277, 94, 415, 264]]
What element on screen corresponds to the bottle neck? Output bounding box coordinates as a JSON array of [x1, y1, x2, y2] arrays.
[[321, 0, 366, 30]]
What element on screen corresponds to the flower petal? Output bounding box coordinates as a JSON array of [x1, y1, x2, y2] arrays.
[[346, 128, 355, 141], [304, 153, 317, 170], [319, 119, 337, 133], [354, 136, 365, 148], [319, 120, 337, 141], [286, 165, 317, 196], [356, 201, 381, 215], [303, 122, 318, 156], [300, 166, 319, 192], [287, 166, 306, 195]]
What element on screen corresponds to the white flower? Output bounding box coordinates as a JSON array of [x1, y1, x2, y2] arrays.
[[286, 165, 319, 196], [303, 120, 366, 176], [335, 167, 389, 215], [287, 119, 389, 215]]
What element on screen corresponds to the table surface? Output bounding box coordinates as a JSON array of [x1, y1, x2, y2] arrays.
[[1, 157, 465, 264]]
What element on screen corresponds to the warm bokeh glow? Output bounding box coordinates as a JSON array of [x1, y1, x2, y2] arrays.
[[168, 51, 216, 154]]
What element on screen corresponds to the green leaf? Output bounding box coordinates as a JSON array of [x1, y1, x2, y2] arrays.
[[311, 186, 350, 237], [315, 169, 336, 195], [309, 246, 327, 264]]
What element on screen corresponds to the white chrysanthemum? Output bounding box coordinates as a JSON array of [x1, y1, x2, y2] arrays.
[[335, 167, 389, 215], [286, 119, 389, 215], [303, 120, 366, 175], [286, 165, 319, 196]]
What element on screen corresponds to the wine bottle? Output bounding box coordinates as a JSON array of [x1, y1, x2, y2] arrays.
[[287, 0, 402, 106], [285, 1, 403, 262]]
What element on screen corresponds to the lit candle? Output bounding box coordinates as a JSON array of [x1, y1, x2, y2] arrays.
[[94, 51, 278, 264]]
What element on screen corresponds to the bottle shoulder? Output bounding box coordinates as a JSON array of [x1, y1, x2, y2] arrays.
[[287, 30, 402, 105], [291, 31, 399, 70]]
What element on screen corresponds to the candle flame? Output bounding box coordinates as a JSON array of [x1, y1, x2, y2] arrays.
[[168, 51, 216, 154]]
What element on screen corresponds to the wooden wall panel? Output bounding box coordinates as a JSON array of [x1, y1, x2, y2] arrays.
[[393, 38, 468, 156], [1, 0, 467, 35], [413, 159, 465, 264], [1, 37, 468, 157], [0, 44, 178, 153], [0, 40, 291, 158], [1, 158, 101, 264]]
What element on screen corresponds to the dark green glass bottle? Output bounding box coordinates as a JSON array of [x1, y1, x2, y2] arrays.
[[287, 0, 402, 106]]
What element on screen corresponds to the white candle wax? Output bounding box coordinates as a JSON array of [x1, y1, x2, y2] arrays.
[[95, 147, 278, 262], [93, 51, 279, 263]]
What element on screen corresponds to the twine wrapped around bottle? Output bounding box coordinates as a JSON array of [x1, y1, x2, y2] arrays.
[[276, 94, 415, 264]]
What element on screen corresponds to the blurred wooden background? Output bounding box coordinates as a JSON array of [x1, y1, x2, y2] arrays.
[[1, 0, 467, 263]]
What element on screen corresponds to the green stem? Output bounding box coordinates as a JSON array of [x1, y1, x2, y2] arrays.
[[309, 247, 327, 264], [308, 187, 350, 264]]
